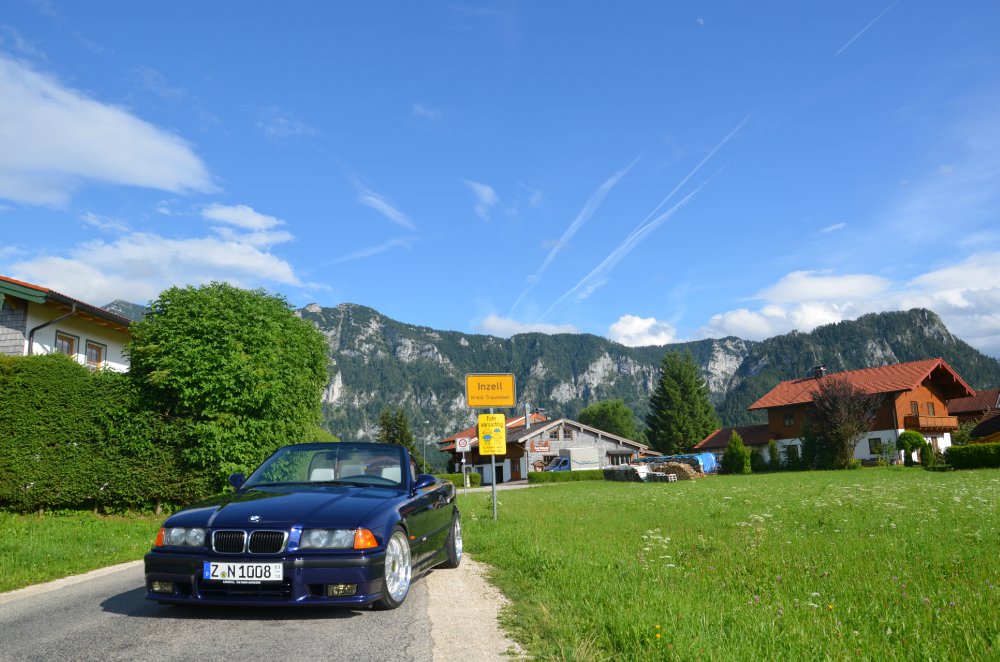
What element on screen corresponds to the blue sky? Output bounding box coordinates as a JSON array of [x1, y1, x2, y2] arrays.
[[2, 1, 1000, 358]]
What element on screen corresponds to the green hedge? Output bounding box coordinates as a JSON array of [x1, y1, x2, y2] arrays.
[[528, 469, 605, 483], [945, 442, 1000, 469], [437, 472, 482, 489], [0, 355, 215, 514]]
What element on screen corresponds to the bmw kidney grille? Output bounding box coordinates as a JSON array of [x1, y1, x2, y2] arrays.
[[212, 530, 287, 554]]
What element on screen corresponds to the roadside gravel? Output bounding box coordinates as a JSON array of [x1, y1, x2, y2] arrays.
[[426, 555, 524, 661]]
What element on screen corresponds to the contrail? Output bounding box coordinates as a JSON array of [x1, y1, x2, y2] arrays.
[[539, 179, 710, 321], [634, 115, 749, 229], [507, 156, 639, 316], [835, 0, 901, 56], [538, 115, 750, 321]]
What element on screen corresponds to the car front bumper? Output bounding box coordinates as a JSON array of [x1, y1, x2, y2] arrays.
[[144, 550, 387, 607]]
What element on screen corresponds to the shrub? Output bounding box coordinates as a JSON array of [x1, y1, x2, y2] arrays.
[[897, 431, 926, 467], [750, 448, 767, 473], [721, 432, 751, 474], [436, 472, 481, 489], [603, 466, 642, 482], [528, 469, 605, 483], [945, 442, 1000, 469], [767, 440, 781, 472]]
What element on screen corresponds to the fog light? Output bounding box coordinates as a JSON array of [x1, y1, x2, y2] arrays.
[[326, 583, 357, 597], [151, 581, 174, 594]]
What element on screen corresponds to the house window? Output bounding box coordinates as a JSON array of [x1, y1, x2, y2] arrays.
[[549, 429, 560, 441], [926, 402, 936, 416], [868, 438, 883, 455], [55, 331, 78, 357], [85, 341, 106, 370], [783, 413, 795, 427], [909, 401, 919, 416], [785, 445, 800, 461], [565, 429, 575, 441]]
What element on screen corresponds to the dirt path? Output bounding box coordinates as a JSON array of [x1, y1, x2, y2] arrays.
[[426, 555, 524, 661]]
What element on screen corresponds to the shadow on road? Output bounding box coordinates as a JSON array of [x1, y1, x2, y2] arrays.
[[101, 587, 362, 621]]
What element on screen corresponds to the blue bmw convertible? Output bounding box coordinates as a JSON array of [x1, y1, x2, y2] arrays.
[[144, 442, 461, 609]]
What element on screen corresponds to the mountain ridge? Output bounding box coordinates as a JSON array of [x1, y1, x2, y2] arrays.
[[297, 305, 1000, 446]]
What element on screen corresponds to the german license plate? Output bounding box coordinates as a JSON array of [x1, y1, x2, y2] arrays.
[[203, 561, 283, 583]]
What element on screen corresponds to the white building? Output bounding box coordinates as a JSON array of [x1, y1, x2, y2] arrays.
[[1, 275, 132, 371]]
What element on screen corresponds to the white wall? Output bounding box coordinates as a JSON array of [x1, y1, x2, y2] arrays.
[[25, 303, 129, 371], [775, 428, 953, 464]]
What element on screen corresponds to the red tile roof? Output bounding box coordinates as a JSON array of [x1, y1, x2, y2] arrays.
[[748, 358, 974, 410], [0, 274, 132, 328], [695, 425, 775, 450], [0, 275, 48, 292], [947, 388, 1000, 416]]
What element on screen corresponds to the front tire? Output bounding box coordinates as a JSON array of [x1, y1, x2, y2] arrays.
[[375, 527, 412, 610], [440, 514, 462, 569]]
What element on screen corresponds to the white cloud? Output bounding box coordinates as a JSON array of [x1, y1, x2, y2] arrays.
[[332, 237, 414, 263], [0, 54, 214, 206], [357, 188, 415, 230], [755, 270, 891, 303], [202, 203, 282, 230], [8, 203, 303, 305], [608, 315, 677, 347], [80, 212, 129, 233], [820, 222, 846, 233], [9, 231, 301, 306], [477, 314, 578, 337], [702, 252, 1000, 357], [463, 179, 499, 221], [411, 103, 443, 120], [254, 106, 316, 141]]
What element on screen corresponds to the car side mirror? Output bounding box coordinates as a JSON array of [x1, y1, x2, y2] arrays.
[[413, 474, 436, 490], [228, 472, 245, 490]]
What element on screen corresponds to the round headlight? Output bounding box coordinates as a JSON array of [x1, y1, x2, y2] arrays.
[[186, 528, 206, 546], [304, 529, 331, 548], [165, 527, 186, 546]]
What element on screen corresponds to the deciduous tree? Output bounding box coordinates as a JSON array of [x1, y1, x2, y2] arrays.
[[803, 376, 882, 469], [578, 399, 638, 439], [126, 282, 329, 483]]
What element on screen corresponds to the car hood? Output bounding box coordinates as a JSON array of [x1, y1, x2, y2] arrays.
[[166, 487, 399, 530]]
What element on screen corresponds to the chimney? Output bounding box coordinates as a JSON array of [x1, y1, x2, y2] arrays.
[[811, 365, 827, 378]]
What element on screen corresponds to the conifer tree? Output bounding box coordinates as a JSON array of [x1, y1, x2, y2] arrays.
[[644, 351, 720, 454]]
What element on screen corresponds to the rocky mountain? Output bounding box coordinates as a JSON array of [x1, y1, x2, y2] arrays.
[[103, 299, 148, 321], [298, 305, 1000, 448]]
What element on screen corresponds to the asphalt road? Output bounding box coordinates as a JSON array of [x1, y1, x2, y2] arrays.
[[0, 562, 435, 662]]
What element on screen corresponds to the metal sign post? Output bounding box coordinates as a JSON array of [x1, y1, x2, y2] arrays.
[[466, 373, 514, 523], [478, 411, 506, 521]]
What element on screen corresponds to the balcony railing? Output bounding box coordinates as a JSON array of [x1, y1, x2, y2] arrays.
[[903, 415, 958, 431]]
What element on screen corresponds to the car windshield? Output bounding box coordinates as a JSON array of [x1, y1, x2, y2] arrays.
[[243, 443, 407, 489], [545, 457, 563, 468]]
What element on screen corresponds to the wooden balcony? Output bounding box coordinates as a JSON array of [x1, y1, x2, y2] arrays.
[[903, 415, 958, 432]]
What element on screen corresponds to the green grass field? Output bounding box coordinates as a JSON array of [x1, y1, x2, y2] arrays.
[[459, 468, 1000, 661], [0, 512, 160, 593]]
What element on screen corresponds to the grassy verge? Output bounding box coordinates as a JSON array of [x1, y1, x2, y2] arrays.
[[459, 467, 1000, 661], [0, 512, 161, 593]]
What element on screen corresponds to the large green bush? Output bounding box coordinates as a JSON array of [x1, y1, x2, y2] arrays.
[[126, 282, 329, 486], [945, 442, 1000, 469]]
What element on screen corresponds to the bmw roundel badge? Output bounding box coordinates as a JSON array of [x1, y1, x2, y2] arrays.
[[249, 515, 261, 522]]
